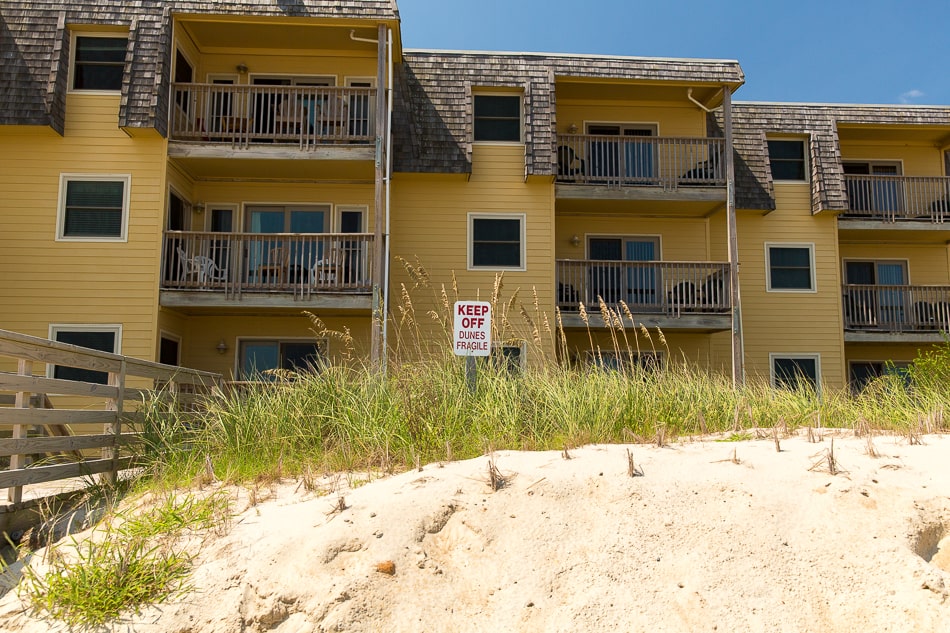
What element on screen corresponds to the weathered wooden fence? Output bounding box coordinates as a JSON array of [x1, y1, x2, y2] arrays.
[[0, 329, 222, 506]]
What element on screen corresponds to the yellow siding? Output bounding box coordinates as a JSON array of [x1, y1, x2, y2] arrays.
[[554, 216, 711, 261], [0, 94, 166, 367], [191, 182, 375, 231], [390, 145, 555, 363], [839, 141, 945, 176], [197, 54, 377, 85], [556, 101, 707, 138], [180, 314, 371, 378], [563, 330, 727, 374], [733, 185, 846, 388], [838, 243, 950, 285], [845, 343, 941, 367]]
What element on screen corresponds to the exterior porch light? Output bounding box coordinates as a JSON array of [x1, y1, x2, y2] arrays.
[[236, 63, 249, 75], [569, 234, 581, 247], [193, 202, 205, 214], [567, 123, 578, 134], [216, 339, 229, 355]]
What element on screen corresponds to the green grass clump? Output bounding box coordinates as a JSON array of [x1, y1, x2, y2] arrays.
[[19, 491, 229, 627]]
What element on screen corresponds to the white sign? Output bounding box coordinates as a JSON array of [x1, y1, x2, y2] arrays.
[[453, 301, 492, 356]]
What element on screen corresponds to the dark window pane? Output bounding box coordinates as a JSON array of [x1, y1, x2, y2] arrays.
[[774, 357, 817, 390], [53, 330, 116, 384], [281, 342, 323, 372], [473, 95, 520, 141], [767, 140, 806, 181], [769, 247, 812, 290], [472, 218, 521, 267], [73, 37, 126, 90], [473, 218, 520, 241], [64, 180, 124, 237]]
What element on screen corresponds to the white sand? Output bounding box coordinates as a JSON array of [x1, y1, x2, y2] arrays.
[[1, 430, 949, 632]]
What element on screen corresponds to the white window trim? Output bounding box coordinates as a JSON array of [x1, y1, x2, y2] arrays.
[[842, 159, 904, 175], [841, 258, 911, 285], [203, 203, 239, 232], [585, 234, 662, 260], [765, 242, 817, 293], [767, 137, 809, 183], [472, 91, 524, 144], [56, 173, 132, 242], [158, 331, 182, 366], [68, 31, 128, 94], [467, 212, 527, 272], [335, 205, 368, 232], [583, 121, 660, 135], [47, 323, 123, 379], [769, 353, 821, 389]]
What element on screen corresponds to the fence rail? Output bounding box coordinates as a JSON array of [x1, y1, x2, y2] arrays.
[[0, 329, 222, 505], [169, 83, 376, 147], [556, 260, 731, 316], [842, 175, 950, 222], [163, 231, 375, 298], [555, 134, 725, 188], [843, 284, 950, 332]]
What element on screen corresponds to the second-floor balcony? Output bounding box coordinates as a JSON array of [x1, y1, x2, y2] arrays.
[[555, 134, 726, 204], [160, 231, 374, 310], [842, 175, 950, 223], [169, 84, 376, 152], [557, 260, 732, 331], [843, 284, 950, 341]]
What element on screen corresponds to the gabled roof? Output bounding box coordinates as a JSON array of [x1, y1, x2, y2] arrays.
[[0, 0, 400, 135], [723, 103, 950, 213], [393, 50, 744, 174]]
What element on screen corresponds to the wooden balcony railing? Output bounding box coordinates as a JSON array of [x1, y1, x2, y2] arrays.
[[843, 284, 950, 332], [555, 134, 725, 188], [842, 175, 950, 222], [557, 260, 731, 316], [169, 84, 376, 147], [162, 231, 375, 298]]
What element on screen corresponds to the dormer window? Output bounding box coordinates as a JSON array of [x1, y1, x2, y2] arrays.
[[72, 36, 127, 91], [473, 94, 522, 142], [767, 139, 807, 181]]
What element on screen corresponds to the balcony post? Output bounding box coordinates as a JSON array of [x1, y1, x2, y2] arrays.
[[723, 87, 744, 386], [371, 23, 387, 372]]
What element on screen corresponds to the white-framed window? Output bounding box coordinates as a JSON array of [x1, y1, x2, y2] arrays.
[[468, 213, 526, 271], [70, 33, 128, 92], [473, 93, 522, 142], [237, 338, 327, 380], [48, 324, 122, 385], [765, 243, 816, 292], [770, 353, 820, 390], [56, 174, 131, 241], [767, 138, 807, 182]]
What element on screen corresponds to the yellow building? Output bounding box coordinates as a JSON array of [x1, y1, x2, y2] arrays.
[[1, 1, 948, 391]]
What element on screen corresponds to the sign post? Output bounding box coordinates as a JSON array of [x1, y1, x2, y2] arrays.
[[453, 301, 491, 392]]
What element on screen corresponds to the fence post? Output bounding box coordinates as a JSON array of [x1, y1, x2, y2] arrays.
[[102, 359, 127, 486], [7, 359, 33, 503]]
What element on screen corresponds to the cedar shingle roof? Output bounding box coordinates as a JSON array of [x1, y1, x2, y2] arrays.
[[723, 103, 950, 213], [393, 50, 744, 174], [0, 0, 399, 134]]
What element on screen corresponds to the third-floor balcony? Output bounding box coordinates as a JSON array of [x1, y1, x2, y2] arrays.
[[841, 175, 950, 223], [555, 134, 726, 210], [168, 84, 377, 159]]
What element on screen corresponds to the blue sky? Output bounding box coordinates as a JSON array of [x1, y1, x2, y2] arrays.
[[396, 0, 949, 105]]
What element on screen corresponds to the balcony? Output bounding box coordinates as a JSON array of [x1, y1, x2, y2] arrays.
[[160, 231, 374, 311], [843, 284, 950, 342], [556, 260, 732, 331], [555, 134, 726, 212], [841, 175, 950, 223], [168, 84, 376, 163]]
